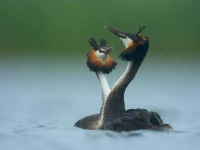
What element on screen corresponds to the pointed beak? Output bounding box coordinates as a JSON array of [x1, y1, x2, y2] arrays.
[[99, 47, 113, 54], [105, 24, 126, 39]]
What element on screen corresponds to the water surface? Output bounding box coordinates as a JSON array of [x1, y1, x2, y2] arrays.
[[0, 57, 199, 150]]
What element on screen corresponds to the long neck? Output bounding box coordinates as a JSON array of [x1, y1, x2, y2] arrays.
[[96, 71, 111, 112], [102, 61, 140, 117], [112, 61, 140, 94]]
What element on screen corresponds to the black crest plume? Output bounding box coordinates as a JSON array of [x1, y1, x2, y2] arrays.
[[99, 38, 106, 47], [136, 25, 146, 35], [88, 38, 107, 50], [88, 38, 100, 50]]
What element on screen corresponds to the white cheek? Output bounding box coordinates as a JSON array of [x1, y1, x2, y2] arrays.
[[120, 37, 133, 48], [95, 51, 108, 62]]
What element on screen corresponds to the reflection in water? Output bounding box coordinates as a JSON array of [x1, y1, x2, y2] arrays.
[[0, 57, 200, 150]]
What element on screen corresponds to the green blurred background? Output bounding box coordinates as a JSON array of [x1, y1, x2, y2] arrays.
[[0, 0, 200, 59]]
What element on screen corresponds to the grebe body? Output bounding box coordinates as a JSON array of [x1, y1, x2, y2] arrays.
[[75, 26, 171, 131], [98, 24, 171, 131], [74, 38, 116, 129]]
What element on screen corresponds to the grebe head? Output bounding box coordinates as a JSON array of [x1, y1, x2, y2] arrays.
[[87, 38, 117, 74], [105, 24, 149, 65]]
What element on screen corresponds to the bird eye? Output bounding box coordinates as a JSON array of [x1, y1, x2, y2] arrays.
[[99, 47, 107, 53], [100, 47, 106, 51]]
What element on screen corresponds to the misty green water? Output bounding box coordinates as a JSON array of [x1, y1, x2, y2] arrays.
[[0, 1, 200, 150]]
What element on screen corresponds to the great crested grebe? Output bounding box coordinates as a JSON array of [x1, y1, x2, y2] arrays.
[[97, 24, 171, 131], [74, 38, 117, 129]]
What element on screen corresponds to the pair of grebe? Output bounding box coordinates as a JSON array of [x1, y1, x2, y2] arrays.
[[74, 24, 171, 131]]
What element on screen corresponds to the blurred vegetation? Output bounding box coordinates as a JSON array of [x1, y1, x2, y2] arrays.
[[0, 0, 200, 58]]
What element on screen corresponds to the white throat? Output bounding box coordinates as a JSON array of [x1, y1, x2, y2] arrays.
[[120, 37, 133, 48], [95, 51, 108, 62], [96, 71, 110, 102]]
